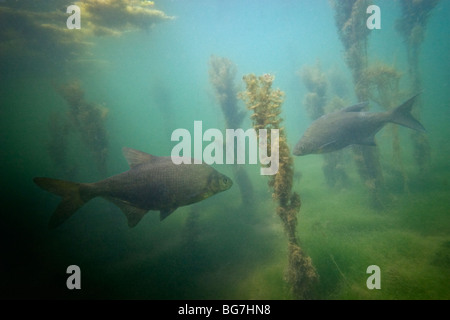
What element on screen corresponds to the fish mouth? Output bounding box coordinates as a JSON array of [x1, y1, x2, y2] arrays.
[[292, 141, 305, 156], [225, 178, 233, 189]]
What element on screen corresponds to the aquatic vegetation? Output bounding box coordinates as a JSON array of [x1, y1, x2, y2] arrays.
[[46, 112, 77, 179], [208, 55, 246, 128], [209, 56, 254, 208], [76, 0, 174, 36], [0, 6, 86, 75], [299, 62, 350, 188], [56, 81, 109, 177], [0, 1, 172, 76], [240, 73, 318, 299], [396, 0, 439, 173], [299, 180, 450, 300], [361, 63, 411, 193], [331, 0, 385, 209], [396, 0, 440, 53], [361, 63, 402, 109], [299, 62, 327, 120], [331, 0, 439, 202], [328, 66, 350, 99], [330, 0, 370, 91], [431, 241, 450, 269]]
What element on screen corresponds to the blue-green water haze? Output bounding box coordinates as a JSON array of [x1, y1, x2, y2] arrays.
[[1, 0, 449, 299]]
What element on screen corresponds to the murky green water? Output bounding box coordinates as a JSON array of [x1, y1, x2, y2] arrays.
[[1, 0, 449, 300]]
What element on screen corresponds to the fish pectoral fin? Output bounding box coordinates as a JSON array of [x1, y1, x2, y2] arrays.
[[160, 208, 177, 221], [108, 197, 148, 227], [318, 140, 337, 152]]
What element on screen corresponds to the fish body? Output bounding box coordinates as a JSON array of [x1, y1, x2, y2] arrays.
[[34, 147, 233, 228], [293, 94, 425, 156]]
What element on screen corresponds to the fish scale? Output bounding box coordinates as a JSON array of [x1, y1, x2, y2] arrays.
[[33, 147, 233, 228], [293, 94, 425, 156]]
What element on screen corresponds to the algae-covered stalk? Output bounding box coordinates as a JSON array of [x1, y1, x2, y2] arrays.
[[208, 56, 254, 209], [56, 81, 109, 177], [0, 1, 173, 76], [330, 0, 384, 208], [47, 112, 74, 179], [300, 62, 349, 188], [361, 63, 409, 192], [300, 62, 327, 121], [208, 56, 246, 129], [396, 0, 439, 172], [396, 0, 440, 88], [239, 74, 318, 299], [75, 0, 174, 36]]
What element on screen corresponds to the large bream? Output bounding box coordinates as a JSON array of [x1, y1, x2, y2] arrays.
[[293, 94, 426, 156], [34, 147, 233, 228]]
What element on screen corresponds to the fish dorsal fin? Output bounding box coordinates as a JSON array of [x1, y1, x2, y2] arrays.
[[122, 147, 157, 168], [341, 101, 369, 113], [108, 197, 148, 227], [160, 208, 177, 221]]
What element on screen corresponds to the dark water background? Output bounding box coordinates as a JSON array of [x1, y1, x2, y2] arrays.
[[1, 0, 449, 299]]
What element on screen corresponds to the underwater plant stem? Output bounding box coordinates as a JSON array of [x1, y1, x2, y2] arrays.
[[240, 73, 318, 299], [331, 0, 385, 208], [56, 81, 109, 177], [208, 56, 255, 208], [396, 0, 438, 172], [329, 254, 350, 288], [300, 62, 349, 188]]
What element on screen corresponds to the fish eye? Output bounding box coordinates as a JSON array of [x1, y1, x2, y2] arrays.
[[222, 178, 228, 184]]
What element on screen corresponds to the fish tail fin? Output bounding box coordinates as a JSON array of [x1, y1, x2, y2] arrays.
[[33, 177, 95, 228], [389, 93, 426, 132]]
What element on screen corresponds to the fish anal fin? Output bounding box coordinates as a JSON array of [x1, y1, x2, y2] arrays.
[[108, 197, 148, 227], [160, 208, 176, 221], [49, 197, 84, 228], [122, 147, 158, 168]]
